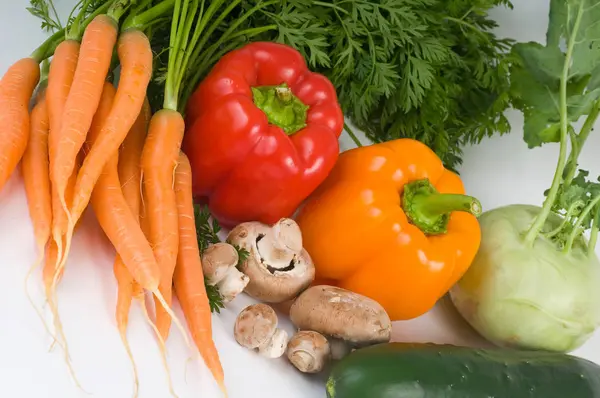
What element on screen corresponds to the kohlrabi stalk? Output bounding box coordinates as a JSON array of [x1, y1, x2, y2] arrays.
[[523, 2, 600, 255], [523, 3, 584, 248]]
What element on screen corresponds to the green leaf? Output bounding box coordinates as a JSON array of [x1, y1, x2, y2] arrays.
[[513, 42, 564, 85], [547, 0, 600, 80], [546, 0, 568, 48], [523, 112, 560, 148]]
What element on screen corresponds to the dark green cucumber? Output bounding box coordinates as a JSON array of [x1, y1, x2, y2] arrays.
[[326, 343, 600, 398]]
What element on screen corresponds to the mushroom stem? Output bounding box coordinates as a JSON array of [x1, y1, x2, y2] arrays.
[[215, 266, 250, 303], [272, 218, 303, 253], [328, 337, 351, 360], [258, 328, 289, 359]]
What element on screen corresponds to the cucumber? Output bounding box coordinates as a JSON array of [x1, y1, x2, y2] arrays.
[[326, 343, 600, 398]]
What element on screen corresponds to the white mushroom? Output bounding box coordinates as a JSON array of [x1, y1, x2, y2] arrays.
[[202, 242, 249, 303], [286, 331, 331, 373], [234, 303, 289, 359], [289, 285, 392, 359], [227, 218, 315, 303]]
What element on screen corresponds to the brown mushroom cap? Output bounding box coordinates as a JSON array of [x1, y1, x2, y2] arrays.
[[234, 303, 278, 349], [289, 285, 392, 346], [287, 331, 331, 373], [227, 219, 315, 303]]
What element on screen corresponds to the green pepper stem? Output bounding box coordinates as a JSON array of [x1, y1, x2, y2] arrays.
[[402, 179, 482, 235], [252, 84, 309, 135]]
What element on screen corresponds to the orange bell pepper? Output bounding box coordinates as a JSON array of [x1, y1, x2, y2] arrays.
[[295, 139, 482, 321]]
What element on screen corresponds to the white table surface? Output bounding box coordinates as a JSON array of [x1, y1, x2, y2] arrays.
[[1, 1, 598, 397]]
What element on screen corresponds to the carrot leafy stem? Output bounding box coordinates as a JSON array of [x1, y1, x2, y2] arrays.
[[27, 0, 62, 32]]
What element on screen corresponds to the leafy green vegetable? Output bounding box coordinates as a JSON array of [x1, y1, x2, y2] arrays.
[[144, 0, 515, 170], [510, 0, 600, 252]]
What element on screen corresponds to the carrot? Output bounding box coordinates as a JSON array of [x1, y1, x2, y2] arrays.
[[112, 98, 150, 398], [46, 39, 80, 274], [173, 152, 226, 394], [0, 57, 40, 191], [90, 102, 183, 398], [21, 85, 61, 348], [50, 14, 117, 223], [71, 28, 153, 225], [141, 109, 184, 340], [23, 93, 51, 273]]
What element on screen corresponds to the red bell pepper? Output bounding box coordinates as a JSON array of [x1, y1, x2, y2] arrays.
[[183, 42, 344, 228]]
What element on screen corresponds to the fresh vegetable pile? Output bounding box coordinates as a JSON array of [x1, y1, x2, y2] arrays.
[[1, 0, 598, 397]]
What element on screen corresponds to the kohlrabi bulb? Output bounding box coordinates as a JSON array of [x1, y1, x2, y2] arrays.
[[450, 204, 600, 353]]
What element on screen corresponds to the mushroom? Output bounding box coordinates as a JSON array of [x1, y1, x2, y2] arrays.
[[227, 218, 315, 303], [286, 331, 331, 373], [289, 285, 392, 359], [202, 242, 249, 303], [234, 303, 289, 359]]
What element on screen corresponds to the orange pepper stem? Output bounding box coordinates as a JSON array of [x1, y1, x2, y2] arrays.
[[252, 83, 309, 135], [403, 179, 482, 235]]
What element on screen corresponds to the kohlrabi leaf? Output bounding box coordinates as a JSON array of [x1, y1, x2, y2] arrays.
[[510, 0, 600, 149], [523, 112, 560, 148], [547, 0, 600, 79], [512, 42, 563, 85], [569, 1, 600, 79]]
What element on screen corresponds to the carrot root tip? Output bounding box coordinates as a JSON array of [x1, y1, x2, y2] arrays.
[[141, 298, 178, 398]]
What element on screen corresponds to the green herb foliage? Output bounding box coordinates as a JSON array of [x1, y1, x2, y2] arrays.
[[27, 0, 62, 32], [145, 0, 515, 170], [510, 0, 600, 254], [194, 204, 226, 312]]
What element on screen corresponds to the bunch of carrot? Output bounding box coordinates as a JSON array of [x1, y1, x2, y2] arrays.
[[1, 0, 226, 396]]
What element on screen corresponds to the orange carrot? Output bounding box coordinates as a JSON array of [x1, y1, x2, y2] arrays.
[[23, 94, 51, 266], [46, 39, 80, 252], [112, 99, 150, 398], [21, 89, 60, 347], [50, 14, 117, 232], [91, 105, 186, 398], [141, 109, 184, 340], [71, 29, 153, 225], [173, 152, 225, 394], [0, 57, 40, 190]]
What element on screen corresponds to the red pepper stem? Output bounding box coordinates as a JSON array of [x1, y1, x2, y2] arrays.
[[252, 83, 309, 135], [403, 179, 482, 235]]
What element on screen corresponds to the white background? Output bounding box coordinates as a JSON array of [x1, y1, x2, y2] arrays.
[[0, 1, 598, 397]]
